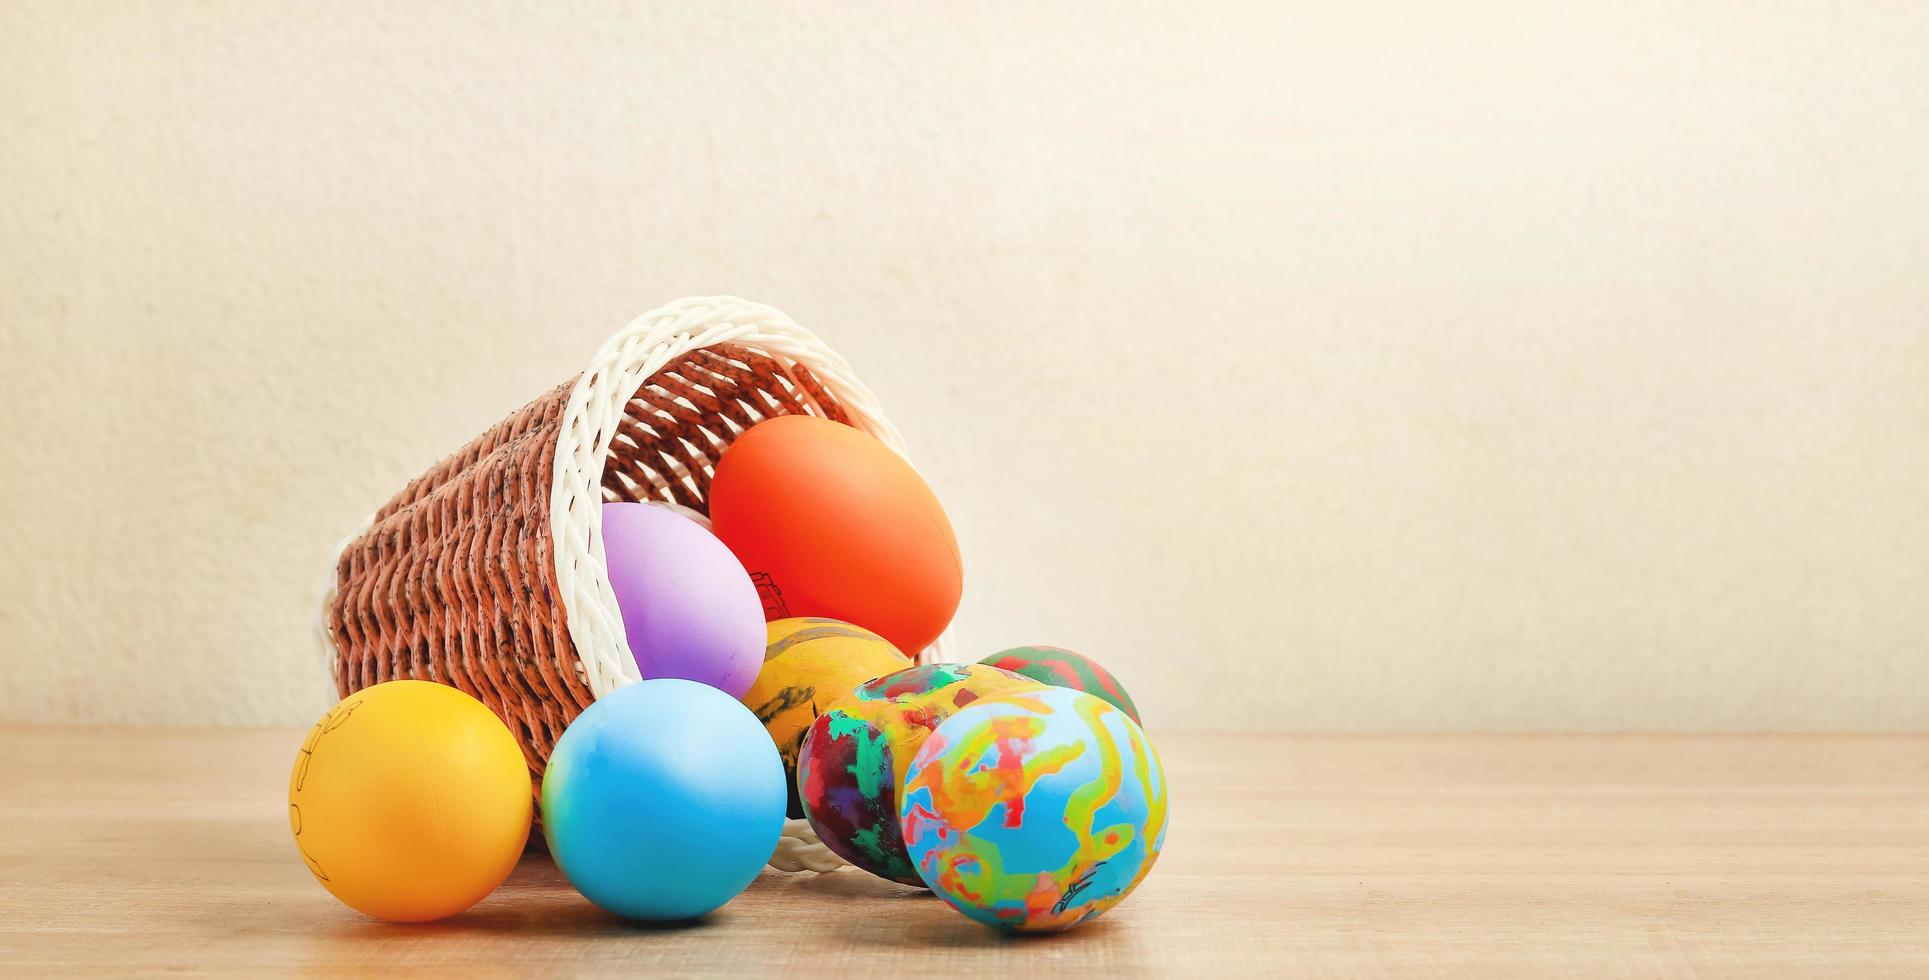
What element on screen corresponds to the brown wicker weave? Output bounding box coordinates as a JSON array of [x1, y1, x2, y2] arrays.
[[317, 299, 930, 795]]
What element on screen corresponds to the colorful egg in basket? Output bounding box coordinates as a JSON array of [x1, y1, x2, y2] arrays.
[[710, 414, 963, 655], [979, 645, 1141, 722], [900, 687, 1169, 932], [796, 663, 1043, 884], [741, 617, 912, 817], [602, 500, 765, 699]]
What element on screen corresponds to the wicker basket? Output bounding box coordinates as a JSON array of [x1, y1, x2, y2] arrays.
[[314, 296, 943, 872]]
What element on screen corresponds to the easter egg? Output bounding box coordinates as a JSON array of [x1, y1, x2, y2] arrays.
[[288, 680, 532, 922], [900, 687, 1168, 932], [542, 678, 785, 921], [709, 415, 962, 655], [796, 663, 1043, 884], [979, 645, 1141, 723], [602, 501, 764, 698], [741, 617, 913, 817]]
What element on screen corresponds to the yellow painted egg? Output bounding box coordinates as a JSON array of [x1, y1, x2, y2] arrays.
[[741, 617, 912, 817], [288, 680, 533, 922]]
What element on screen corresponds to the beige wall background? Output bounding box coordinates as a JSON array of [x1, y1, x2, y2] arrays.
[[3, 2, 1926, 731]]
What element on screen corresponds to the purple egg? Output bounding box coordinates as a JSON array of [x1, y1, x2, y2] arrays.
[[601, 501, 764, 698]]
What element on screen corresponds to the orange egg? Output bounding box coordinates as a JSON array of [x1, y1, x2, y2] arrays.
[[709, 415, 961, 654]]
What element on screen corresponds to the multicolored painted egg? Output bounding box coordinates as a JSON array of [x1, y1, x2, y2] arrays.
[[900, 687, 1168, 932], [978, 645, 1141, 723], [740, 617, 912, 817], [795, 663, 1043, 884]]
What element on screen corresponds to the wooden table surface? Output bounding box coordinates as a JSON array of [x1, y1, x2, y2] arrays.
[[1, 726, 1924, 976]]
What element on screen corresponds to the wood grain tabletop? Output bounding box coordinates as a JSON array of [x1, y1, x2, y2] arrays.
[[1, 725, 1923, 976]]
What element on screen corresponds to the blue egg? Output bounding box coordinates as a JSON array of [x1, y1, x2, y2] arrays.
[[541, 678, 785, 921]]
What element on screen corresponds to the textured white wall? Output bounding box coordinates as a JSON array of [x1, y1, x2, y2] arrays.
[[3, 2, 1926, 730]]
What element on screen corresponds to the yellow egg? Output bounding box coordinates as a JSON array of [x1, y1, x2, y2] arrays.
[[288, 680, 532, 922], [741, 617, 912, 816]]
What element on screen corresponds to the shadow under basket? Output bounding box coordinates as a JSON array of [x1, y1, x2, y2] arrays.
[[315, 296, 943, 873]]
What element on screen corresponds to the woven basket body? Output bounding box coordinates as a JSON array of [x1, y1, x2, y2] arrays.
[[316, 297, 938, 871]]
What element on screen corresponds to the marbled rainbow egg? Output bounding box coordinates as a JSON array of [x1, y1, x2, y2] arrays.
[[899, 686, 1168, 932], [796, 663, 1043, 884]]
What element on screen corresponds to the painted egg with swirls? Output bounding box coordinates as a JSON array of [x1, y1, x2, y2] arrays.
[[796, 663, 1043, 884], [899, 686, 1168, 932], [741, 618, 911, 817], [978, 645, 1141, 723]]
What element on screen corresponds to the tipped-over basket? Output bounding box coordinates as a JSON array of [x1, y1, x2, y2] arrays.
[[314, 296, 944, 872]]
